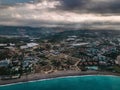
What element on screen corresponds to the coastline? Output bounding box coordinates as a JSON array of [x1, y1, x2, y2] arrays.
[[0, 71, 120, 86]]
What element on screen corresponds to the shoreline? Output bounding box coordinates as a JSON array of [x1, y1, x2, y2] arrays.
[[0, 71, 120, 86]]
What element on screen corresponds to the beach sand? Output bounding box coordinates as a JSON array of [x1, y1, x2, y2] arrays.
[[0, 71, 120, 85]]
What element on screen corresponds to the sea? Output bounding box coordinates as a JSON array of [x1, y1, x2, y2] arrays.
[[0, 75, 120, 90]]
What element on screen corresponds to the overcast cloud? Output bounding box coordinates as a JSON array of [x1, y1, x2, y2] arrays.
[[0, 0, 120, 30]]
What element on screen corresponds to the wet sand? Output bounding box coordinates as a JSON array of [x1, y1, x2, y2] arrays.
[[0, 71, 120, 85]]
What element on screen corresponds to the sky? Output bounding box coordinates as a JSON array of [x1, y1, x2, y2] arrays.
[[0, 0, 120, 30]]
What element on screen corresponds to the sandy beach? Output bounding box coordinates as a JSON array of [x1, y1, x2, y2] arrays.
[[0, 71, 120, 85]]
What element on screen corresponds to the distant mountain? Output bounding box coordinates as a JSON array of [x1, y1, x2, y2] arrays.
[[0, 25, 119, 39], [0, 26, 58, 38], [47, 29, 120, 42]]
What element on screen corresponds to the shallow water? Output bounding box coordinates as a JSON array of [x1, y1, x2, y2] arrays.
[[0, 75, 120, 90]]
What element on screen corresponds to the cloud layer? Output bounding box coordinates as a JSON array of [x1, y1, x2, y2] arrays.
[[0, 0, 120, 29]]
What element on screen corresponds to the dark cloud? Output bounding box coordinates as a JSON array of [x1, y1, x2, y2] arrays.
[[59, 0, 88, 10], [0, 0, 119, 29], [0, 0, 120, 14], [55, 0, 120, 14], [86, 1, 120, 14]]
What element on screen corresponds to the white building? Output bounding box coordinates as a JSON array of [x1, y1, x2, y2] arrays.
[[0, 59, 11, 67], [20, 43, 39, 49], [116, 55, 120, 65], [71, 43, 89, 47]]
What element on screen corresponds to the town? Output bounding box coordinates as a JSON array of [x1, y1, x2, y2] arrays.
[[0, 29, 120, 80]]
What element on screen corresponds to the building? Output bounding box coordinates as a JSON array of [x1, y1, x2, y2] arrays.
[[0, 59, 11, 68], [20, 43, 39, 49], [116, 55, 120, 65], [71, 43, 89, 47]]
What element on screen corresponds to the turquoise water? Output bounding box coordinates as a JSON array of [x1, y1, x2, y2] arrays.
[[0, 75, 120, 90]]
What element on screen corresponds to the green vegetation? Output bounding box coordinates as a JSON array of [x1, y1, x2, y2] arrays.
[[113, 65, 120, 73]]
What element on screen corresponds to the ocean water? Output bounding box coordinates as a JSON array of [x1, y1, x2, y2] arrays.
[[0, 75, 120, 90]]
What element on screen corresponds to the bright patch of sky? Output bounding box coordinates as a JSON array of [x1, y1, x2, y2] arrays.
[[0, 0, 33, 5]]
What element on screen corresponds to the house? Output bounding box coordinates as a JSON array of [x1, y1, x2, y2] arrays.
[[116, 55, 120, 65], [0, 59, 11, 68], [71, 43, 89, 47], [86, 66, 98, 71], [20, 43, 39, 49], [0, 44, 7, 47]]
